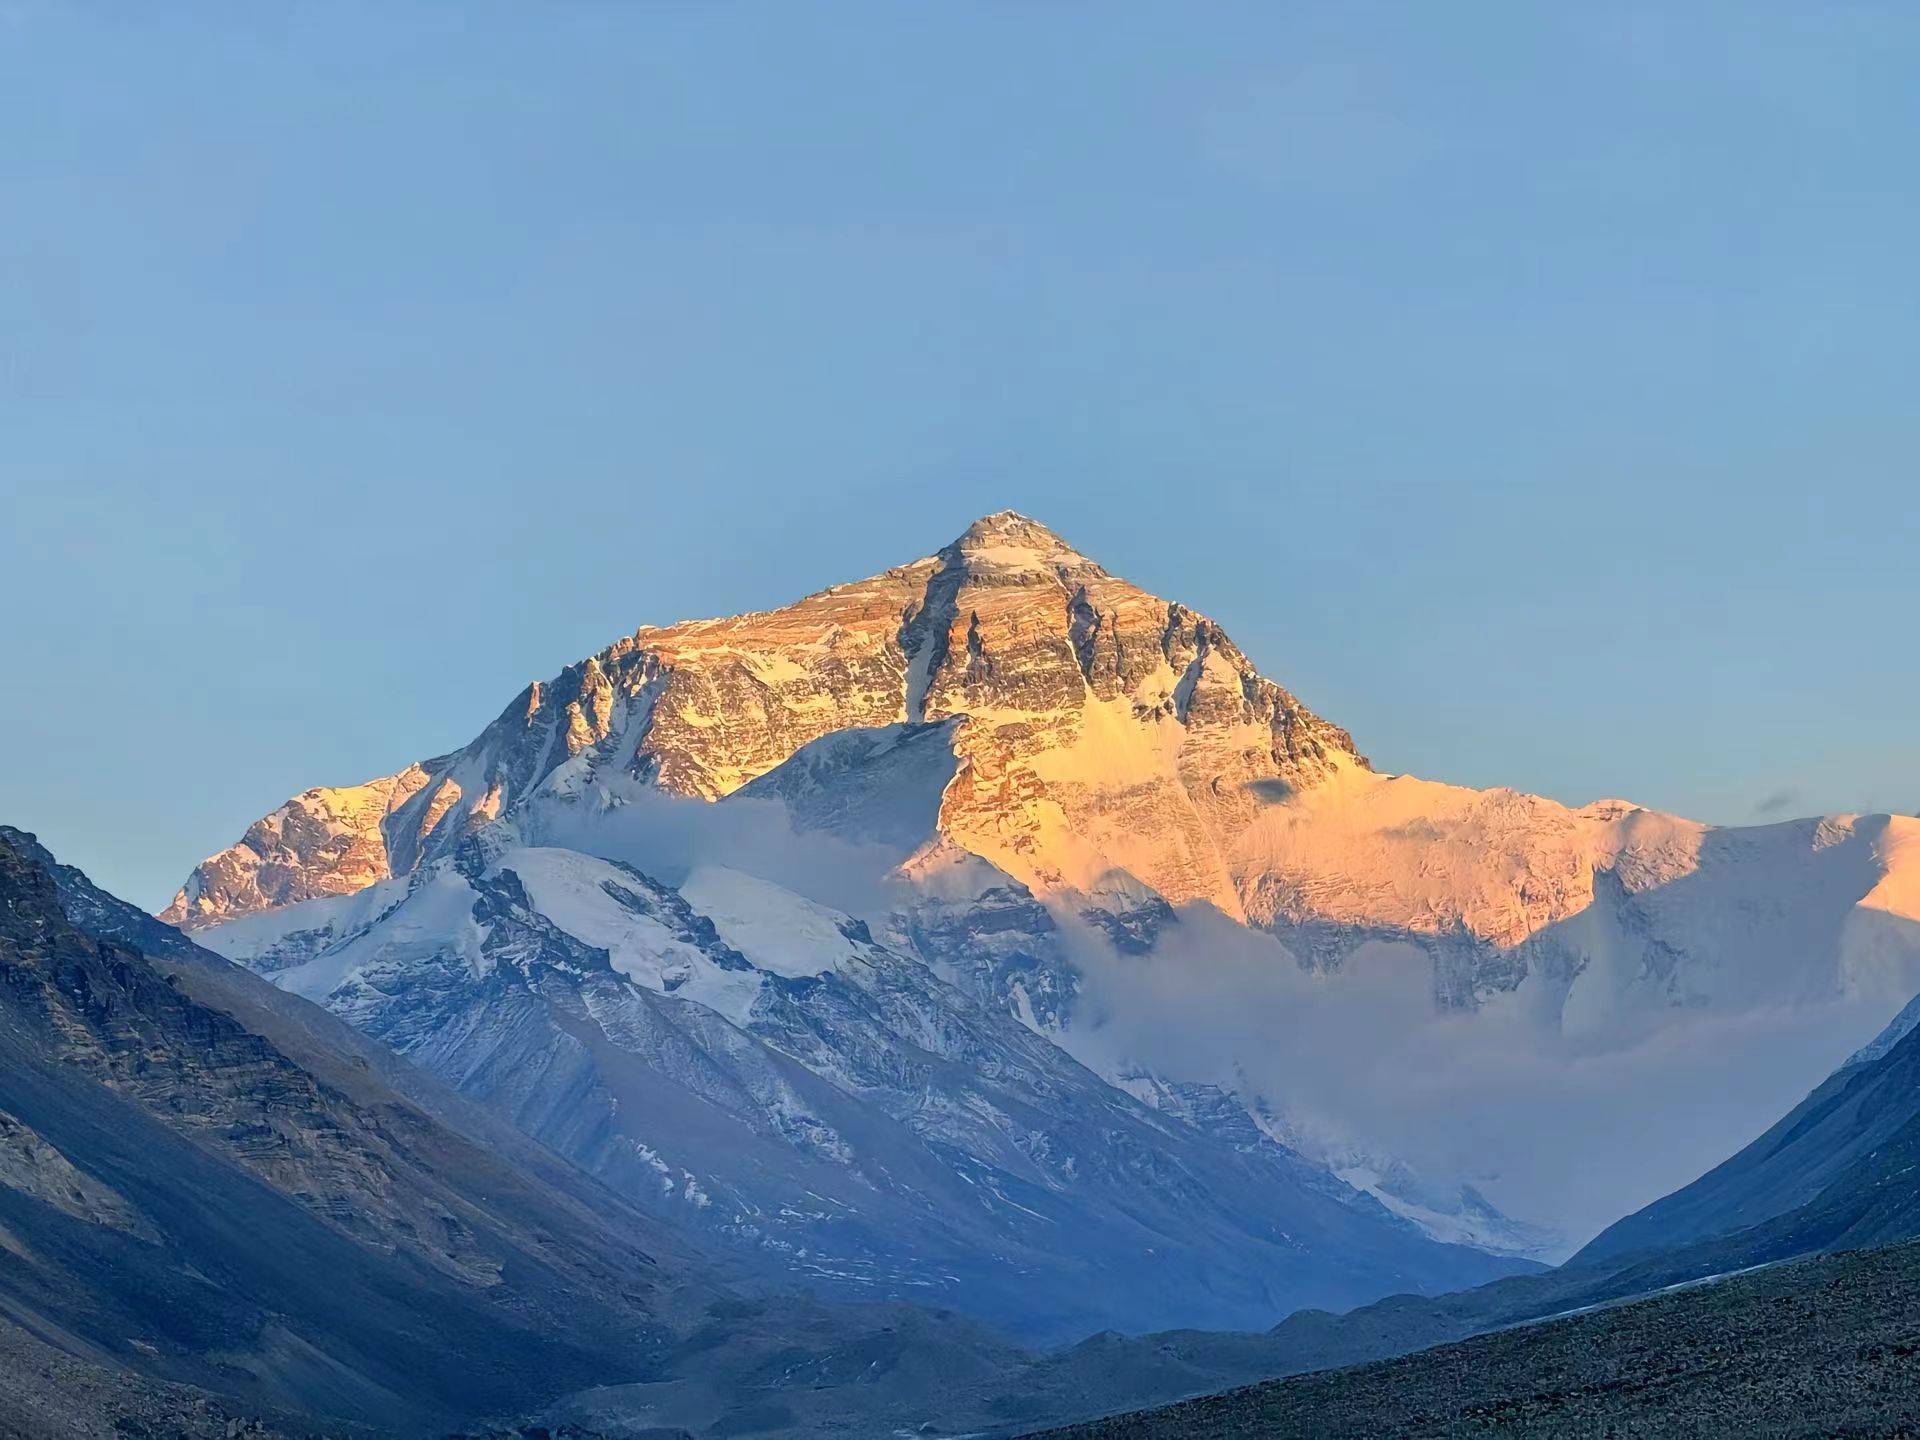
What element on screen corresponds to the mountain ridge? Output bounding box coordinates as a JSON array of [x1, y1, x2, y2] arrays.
[[0, 825, 703, 1428]]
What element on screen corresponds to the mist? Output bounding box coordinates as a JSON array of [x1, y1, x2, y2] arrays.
[[1054, 902, 1897, 1250], [528, 778, 918, 921]]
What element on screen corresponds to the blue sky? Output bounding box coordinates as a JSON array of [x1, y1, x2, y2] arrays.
[[3, 3, 1916, 908]]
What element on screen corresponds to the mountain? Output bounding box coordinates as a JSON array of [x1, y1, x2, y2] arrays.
[[1579, 984, 1920, 1268], [0, 825, 716, 1430], [1270, 1001, 1920, 1357], [165, 511, 1920, 1260], [157, 764, 452, 926], [192, 839, 1523, 1345]]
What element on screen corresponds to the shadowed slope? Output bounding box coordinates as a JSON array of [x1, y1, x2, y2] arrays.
[[0, 827, 704, 1429]]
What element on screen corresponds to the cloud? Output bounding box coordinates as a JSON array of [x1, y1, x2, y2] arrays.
[[1754, 787, 1801, 816], [526, 779, 911, 921], [1051, 901, 1895, 1252]]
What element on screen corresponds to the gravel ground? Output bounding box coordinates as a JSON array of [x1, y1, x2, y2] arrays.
[[0, 1315, 325, 1440], [1032, 1241, 1920, 1439]]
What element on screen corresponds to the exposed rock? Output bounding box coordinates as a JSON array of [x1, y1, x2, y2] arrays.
[[0, 827, 705, 1428], [0, 1107, 154, 1239], [162, 761, 447, 927]]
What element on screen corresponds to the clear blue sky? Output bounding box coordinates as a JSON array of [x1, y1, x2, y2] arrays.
[[4, 3, 1916, 909]]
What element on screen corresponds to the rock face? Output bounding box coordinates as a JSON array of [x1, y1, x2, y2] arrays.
[[172, 511, 1920, 1016], [1228, 773, 1920, 1013], [160, 761, 447, 927], [168, 512, 1363, 930]]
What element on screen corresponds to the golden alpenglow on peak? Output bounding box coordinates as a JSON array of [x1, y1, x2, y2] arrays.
[[167, 515, 1362, 927]]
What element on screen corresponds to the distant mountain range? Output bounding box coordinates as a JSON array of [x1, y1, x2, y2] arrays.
[[188, 836, 1519, 1345], [23, 815, 1920, 1435]]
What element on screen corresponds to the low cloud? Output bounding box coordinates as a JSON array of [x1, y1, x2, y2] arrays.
[[1054, 903, 1896, 1252], [528, 779, 911, 921]]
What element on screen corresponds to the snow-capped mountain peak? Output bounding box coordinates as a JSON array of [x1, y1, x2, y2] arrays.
[[161, 512, 1920, 1272], [166, 511, 1362, 929]]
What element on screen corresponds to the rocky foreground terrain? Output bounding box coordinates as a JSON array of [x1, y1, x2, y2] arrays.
[[1034, 1240, 1920, 1439], [0, 1313, 322, 1440]]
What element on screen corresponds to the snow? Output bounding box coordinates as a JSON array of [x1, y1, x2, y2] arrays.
[[217, 866, 490, 1006], [732, 721, 960, 856], [1049, 800, 1920, 1251], [494, 847, 766, 1025], [680, 866, 863, 977], [200, 873, 414, 966], [204, 844, 869, 1031], [960, 541, 1059, 575], [1860, 814, 1920, 919], [1222, 764, 1718, 961]]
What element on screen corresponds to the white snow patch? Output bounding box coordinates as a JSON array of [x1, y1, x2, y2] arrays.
[[680, 867, 863, 978], [497, 846, 765, 1025]]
